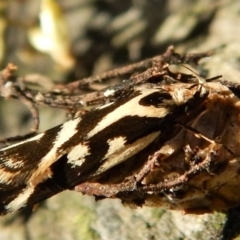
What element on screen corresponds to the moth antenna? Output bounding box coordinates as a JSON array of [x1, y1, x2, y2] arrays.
[[180, 64, 205, 85]]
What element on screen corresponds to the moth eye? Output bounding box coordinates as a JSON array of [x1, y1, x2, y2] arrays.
[[139, 91, 172, 107]]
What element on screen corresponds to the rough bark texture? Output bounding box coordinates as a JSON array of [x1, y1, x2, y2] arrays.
[[1, 0, 240, 239]]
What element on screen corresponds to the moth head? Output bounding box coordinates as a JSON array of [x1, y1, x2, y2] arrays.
[[163, 83, 208, 106]]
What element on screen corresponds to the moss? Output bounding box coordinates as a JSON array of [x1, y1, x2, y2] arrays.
[[193, 212, 227, 240], [151, 208, 166, 220], [73, 205, 99, 240], [210, 212, 226, 231]]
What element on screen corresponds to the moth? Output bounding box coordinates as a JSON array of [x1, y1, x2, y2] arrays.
[[1, 47, 240, 215]]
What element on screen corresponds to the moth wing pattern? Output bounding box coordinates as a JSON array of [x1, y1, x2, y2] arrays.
[[0, 84, 208, 215]]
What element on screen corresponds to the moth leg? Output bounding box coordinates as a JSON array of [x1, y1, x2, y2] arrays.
[[75, 148, 177, 199], [75, 178, 137, 198], [134, 151, 164, 183], [74, 155, 162, 198], [74, 153, 162, 198], [139, 145, 219, 193], [178, 122, 234, 155]]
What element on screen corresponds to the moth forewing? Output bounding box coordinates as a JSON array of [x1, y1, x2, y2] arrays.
[[93, 132, 161, 176], [0, 83, 208, 214]]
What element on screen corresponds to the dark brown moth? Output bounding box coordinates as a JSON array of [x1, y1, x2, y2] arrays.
[[1, 47, 240, 215]]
